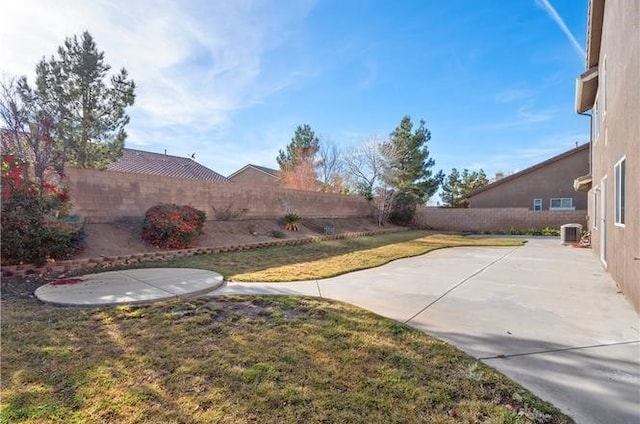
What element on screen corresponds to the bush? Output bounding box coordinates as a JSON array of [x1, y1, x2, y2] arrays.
[[282, 213, 300, 231], [491, 227, 561, 236], [212, 202, 248, 221], [268, 230, 286, 239], [142, 203, 206, 249], [388, 192, 417, 226], [1, 155, 84, 265]]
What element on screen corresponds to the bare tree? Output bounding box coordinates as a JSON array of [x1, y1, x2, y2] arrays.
[[316, 141, 345, 193], [0, 77, 59, 181], [343, 137, 386, 199]]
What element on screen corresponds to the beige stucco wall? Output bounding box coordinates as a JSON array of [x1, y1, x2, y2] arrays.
[[468, 147, 589, 210], [65, 168, 371, 223], [587, 0, 640, 312], [229, 167, 280, 187]]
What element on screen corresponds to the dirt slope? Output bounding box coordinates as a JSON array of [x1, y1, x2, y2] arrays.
[[75, 217, 399, 259]]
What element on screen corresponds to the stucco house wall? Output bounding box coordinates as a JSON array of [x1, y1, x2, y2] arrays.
[[579, 0, 639, 312], [467, 144, 589, 210], [228, 165, 281, 187]]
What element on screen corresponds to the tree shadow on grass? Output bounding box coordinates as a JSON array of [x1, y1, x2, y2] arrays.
[[1, 295, 576, 423]]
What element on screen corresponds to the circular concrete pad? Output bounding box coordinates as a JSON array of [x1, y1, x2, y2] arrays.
[[35, 268, 224, 307]]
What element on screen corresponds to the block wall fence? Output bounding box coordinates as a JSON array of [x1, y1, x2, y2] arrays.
[[65, 168, 373, 223], [64, 168, 587, 232], [413, 207, 588, 232]]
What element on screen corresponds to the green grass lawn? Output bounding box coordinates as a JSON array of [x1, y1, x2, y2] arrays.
[[131, 231, 524, 281], [2, 232, 572, 423], [1, 296, 572, 423]]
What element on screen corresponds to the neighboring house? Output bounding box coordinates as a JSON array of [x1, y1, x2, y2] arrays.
[[107, 148, 230, 182], [574, 0, 639, 311], [228, 164, 281, 186], [465, 143, 589, 210]]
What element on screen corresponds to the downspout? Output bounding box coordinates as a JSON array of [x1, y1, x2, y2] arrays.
[[578, 110, 592, 230], [578, 111, 593, 177]]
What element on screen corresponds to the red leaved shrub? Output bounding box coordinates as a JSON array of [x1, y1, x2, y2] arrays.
[[142, 203, 206, 249], [1, 155, 84, 265]]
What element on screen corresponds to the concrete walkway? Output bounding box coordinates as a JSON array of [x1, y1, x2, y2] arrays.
[[210, 239, 640, 424], [33, 239, 639, 423]]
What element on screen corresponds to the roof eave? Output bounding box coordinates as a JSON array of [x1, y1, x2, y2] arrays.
[[575, 67, 599, 113], [573, 174, 593, 192], [586, 0, 605, 69], [227, 165, 251, 179]]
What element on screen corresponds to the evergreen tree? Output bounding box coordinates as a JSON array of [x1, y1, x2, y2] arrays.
[[276, 124, 320, 170], [26, 31, 135, 169], [277, 124, 320, 190], [441, 168, 489, 207], [382, 115, 444, 203]]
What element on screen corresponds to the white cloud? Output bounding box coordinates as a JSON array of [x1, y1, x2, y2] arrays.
[[471, 105, 553, 131], [357, 61, 378, 90], [0, 0, 316, 139], [494, 88, 533, 104], [535, 0, 585, 59]]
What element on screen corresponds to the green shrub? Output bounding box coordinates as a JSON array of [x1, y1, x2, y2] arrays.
[[142, 203, 206, 249], [268, 230, 286, 239], [282, 213, 300, 231], [1, 155, 84, 265], [388, 192, 417, 226], [489, 227, 560, 237], [541, 227, 560, 236], [282, 213, 300, 224]]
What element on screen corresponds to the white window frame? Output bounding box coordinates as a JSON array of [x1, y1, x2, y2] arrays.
[[533, 198, 542, 211], [614, 156, 626, 226], [549, 198, 575, 211]]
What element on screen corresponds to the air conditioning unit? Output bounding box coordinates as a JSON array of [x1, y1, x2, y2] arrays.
[[560, 223, 583, 244]]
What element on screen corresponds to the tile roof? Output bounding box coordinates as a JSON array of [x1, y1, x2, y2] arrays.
[[107, 148, 230, 182], [228, 163, 281, 179]]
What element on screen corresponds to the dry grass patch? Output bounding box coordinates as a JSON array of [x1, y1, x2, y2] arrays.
[[126, 231, 523, 282], [232, 233, 521, 281], [1, 296, 571, 423]]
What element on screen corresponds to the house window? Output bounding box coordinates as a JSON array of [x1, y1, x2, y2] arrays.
[[550, 198, 574, 210], [614, 157, 626, 226], [533, 198, 542, 211]]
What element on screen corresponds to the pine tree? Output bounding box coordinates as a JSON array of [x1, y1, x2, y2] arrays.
[[382, 115, 443, 203], [441, 168, 489, 207], [30, 31, 135, 169], [277, 124, 320, 190], [276, 124, 320, 169]]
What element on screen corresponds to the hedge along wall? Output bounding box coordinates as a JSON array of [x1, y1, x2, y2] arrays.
[[65, 168, 372, 223], [413, 206, 588, 232]]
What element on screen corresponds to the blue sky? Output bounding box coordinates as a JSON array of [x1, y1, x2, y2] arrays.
[[1, 0, 589, 186]]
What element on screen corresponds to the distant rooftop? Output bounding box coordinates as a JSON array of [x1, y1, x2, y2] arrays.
[[228, 163, 280, 179], [465, 143, 590, 198], [107, 148, 230, 182]]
